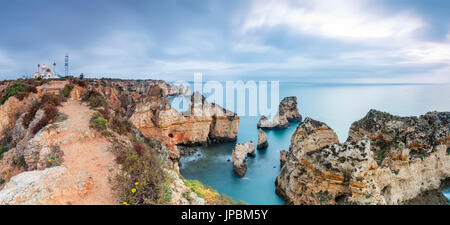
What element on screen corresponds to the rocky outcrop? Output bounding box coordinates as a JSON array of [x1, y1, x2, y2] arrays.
[[279, 97, 302, 122], [276, 111, 450, 205], [347, 110, 449, 159], [288, 117, 340, 160], [280, 150, 288, 167], [0, 166, 93, 205], [0, 148, 25, 190], [258, 96, 301, 129], [0, 96, 35, 137], [166, 169, 205, 205], [257, 129, 268, 150], [232, 142, 255, 177], [257, 114, 289, 129], [14, 109, 45, 156]]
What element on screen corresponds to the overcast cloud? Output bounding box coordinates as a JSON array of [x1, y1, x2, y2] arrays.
[[0, 0, 449, 83]]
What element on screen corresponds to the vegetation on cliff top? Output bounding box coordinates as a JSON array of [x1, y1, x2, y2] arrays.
[[183, 179, 245, 205], [0, 82, 38, 105], [81, 81, 173, 205], [111, 142, 173, 205]]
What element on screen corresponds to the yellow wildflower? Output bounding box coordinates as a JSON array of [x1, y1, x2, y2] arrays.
[[135, 182, 139, 186], [48, 159, 52, 162], [131, 188, 137, 193], [123, 202, 129, 205]]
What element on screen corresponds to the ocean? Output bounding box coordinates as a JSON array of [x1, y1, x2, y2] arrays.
[[177, 83, 450, 205]]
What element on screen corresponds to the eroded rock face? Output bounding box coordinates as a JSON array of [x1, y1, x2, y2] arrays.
[[166, 170, 205, 205], [232, 142, 255, 178], [130, 89, 239, 168], [0, 96, 35, 137], [279, 97, 302, 122], [257, 96, 301, 129], [289, 117, 340, 160], [276, 111, 450, 205], [0, 148, 25, 190], [348, 110, 449, 159], [0, 166, 93, 205], [257, 129, 268, 150], [280, 150, 288, 167]]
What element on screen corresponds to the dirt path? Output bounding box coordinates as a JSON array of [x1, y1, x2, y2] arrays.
[[56, 100, 119, 205]]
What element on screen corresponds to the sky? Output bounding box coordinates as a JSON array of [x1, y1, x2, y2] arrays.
[[0, 0, 449, 83]]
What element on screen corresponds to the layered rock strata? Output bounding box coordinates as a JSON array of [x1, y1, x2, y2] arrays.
[[130, 91, 239, 169], [276, 111, 450, 205]]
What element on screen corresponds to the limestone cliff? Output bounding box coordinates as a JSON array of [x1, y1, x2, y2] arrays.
[[130, 91, 239, 168], [0, 78, 212, 205], [276, 111, 450, 205]]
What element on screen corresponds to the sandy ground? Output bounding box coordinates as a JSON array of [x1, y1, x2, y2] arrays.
[[56, 100, 119, 205]]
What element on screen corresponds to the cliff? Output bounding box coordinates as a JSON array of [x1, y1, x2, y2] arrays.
[[0, 78, 238, 205], [130, 91, 239, 170], [276, 111, 450, 205]]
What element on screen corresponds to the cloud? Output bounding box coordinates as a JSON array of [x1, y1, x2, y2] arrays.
[[242, 0, 423, 40], [0, 0, 449, 84]]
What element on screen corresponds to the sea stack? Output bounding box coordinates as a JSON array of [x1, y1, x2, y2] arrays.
[[257, 96, 302, 129], [276, 111, 450, 205], [257, 129, 269, 150], [279, 96, 302, 122], [232, 142, 255, 177]]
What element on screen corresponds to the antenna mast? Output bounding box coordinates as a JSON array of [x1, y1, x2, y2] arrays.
[[65, 54, 69, 76]]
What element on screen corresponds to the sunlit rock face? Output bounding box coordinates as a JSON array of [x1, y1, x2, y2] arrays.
[[276, 111, 450, 205]]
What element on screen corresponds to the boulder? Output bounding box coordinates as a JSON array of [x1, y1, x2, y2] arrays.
[[232, 142, 255, 177], [257, 129, 268, 150]]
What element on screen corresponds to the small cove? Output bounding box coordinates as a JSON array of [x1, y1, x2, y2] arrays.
[[177, 83, 450, 204]]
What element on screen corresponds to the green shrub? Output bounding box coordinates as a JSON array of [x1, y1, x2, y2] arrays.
[[112, 146, 172, 205], [183, 179, 244, 205], [62, 84, 74, 98], [0, 145, 9, 160], [45, 146, 64, 168], [12, 155, 26, 167], [90, 114, 108, 131], [112, 117, 132, 135], [89, 95, 107, 108], [41, 93, 62, 107], [81, 89, 106, 108], [0, 83, 28, 104]]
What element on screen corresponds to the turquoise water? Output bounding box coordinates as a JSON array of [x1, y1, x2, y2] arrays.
[[178, 83, 450, 205]]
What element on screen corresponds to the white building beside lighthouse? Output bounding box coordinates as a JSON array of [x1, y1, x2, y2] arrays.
[[34, 64, 58, 79]]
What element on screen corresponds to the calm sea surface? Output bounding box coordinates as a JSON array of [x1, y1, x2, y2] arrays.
[[176, 83, 450, 205]]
